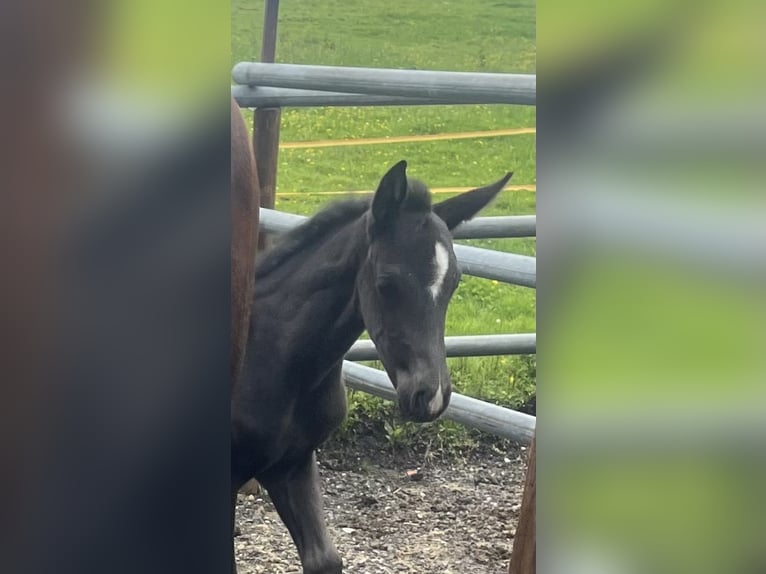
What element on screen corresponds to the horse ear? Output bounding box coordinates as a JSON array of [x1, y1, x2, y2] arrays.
[[433, 172, 513, 230], [370, 160, 408, 230]]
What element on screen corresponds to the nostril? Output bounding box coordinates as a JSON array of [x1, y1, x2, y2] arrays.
[[411, 389, 429, 414]]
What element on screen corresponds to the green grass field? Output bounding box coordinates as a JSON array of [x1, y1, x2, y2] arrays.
[[232, 0, 536, 441]]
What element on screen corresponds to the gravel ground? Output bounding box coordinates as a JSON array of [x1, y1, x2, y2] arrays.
[[234, 438, 529, 573]]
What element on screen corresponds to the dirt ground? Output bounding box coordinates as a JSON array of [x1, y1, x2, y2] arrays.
[[234, 438, 529, 573]]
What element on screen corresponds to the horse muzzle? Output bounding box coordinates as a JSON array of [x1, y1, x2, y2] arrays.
[[395, 371, 452, 422]]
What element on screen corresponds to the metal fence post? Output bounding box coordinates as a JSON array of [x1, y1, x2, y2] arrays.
[[254, 0, 281, 251]]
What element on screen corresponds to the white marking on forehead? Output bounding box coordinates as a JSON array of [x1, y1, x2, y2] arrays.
[[428, 381, 444, 416], [428, 242, 450, 301]]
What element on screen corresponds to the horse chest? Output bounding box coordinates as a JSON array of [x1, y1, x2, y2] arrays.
[[289, 367, 348, 448], [237, 363, 347, 477]]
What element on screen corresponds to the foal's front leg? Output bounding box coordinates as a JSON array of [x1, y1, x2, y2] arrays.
[[262, 452, 342, 574]]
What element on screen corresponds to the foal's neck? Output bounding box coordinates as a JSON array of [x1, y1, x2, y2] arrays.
[[262, 216, 368, 369]]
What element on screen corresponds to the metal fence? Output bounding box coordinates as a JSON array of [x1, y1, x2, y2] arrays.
[[232, 63, 536, 105], [259, 208, 537, 288], [235, 62, 537, 444]]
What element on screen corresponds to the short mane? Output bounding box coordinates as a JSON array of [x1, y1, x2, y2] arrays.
[[403, 178, 432, 211], [255, 198, 371, 277], [255, 178, 432, 278]]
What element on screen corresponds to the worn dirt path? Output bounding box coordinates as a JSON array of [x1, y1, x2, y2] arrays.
[[234, 439, 529, 573]]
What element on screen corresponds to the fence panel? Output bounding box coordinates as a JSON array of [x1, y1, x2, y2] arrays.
[[342, 361, 535, 444], [258, 208, 536, 287], [233, 63, 536, 105], [346, 333, 536, 360]]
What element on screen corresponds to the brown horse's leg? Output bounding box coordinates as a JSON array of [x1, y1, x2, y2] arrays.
[[261, 453, 342, 574]]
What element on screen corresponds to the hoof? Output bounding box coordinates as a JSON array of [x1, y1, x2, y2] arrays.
[[239, 478, 263, 496], [303, 549, 342, 574]]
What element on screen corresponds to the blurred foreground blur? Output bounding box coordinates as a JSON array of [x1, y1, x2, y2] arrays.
[[1, 1, 230, 573], [539, 0, 766, 572]]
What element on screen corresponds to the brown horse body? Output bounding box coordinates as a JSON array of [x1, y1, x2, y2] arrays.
[[231, 98, 260, 387], [230, 97, 261, 573]]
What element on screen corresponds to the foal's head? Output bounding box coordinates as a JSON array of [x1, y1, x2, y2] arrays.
[[357, 161, 512, 422]]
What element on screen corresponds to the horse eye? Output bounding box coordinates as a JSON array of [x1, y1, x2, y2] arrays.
[[375, 274, 401, 298]]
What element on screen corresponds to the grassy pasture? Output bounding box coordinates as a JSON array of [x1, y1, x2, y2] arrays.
[[232, 0, 536, 444]]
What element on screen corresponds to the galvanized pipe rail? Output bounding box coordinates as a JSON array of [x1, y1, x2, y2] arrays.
[[259, 207, 535, 238], [453, 215, 536, 239], [342, 361, 536, 444], [258, 208, 536, 288], [232, 85, 491, 108], [347, 334, 536, 361], [232, 63, 536, 106], [454, 243, 535, 287]]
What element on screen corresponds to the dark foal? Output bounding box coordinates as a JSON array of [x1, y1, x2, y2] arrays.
[[232, 161, 512, 574]]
